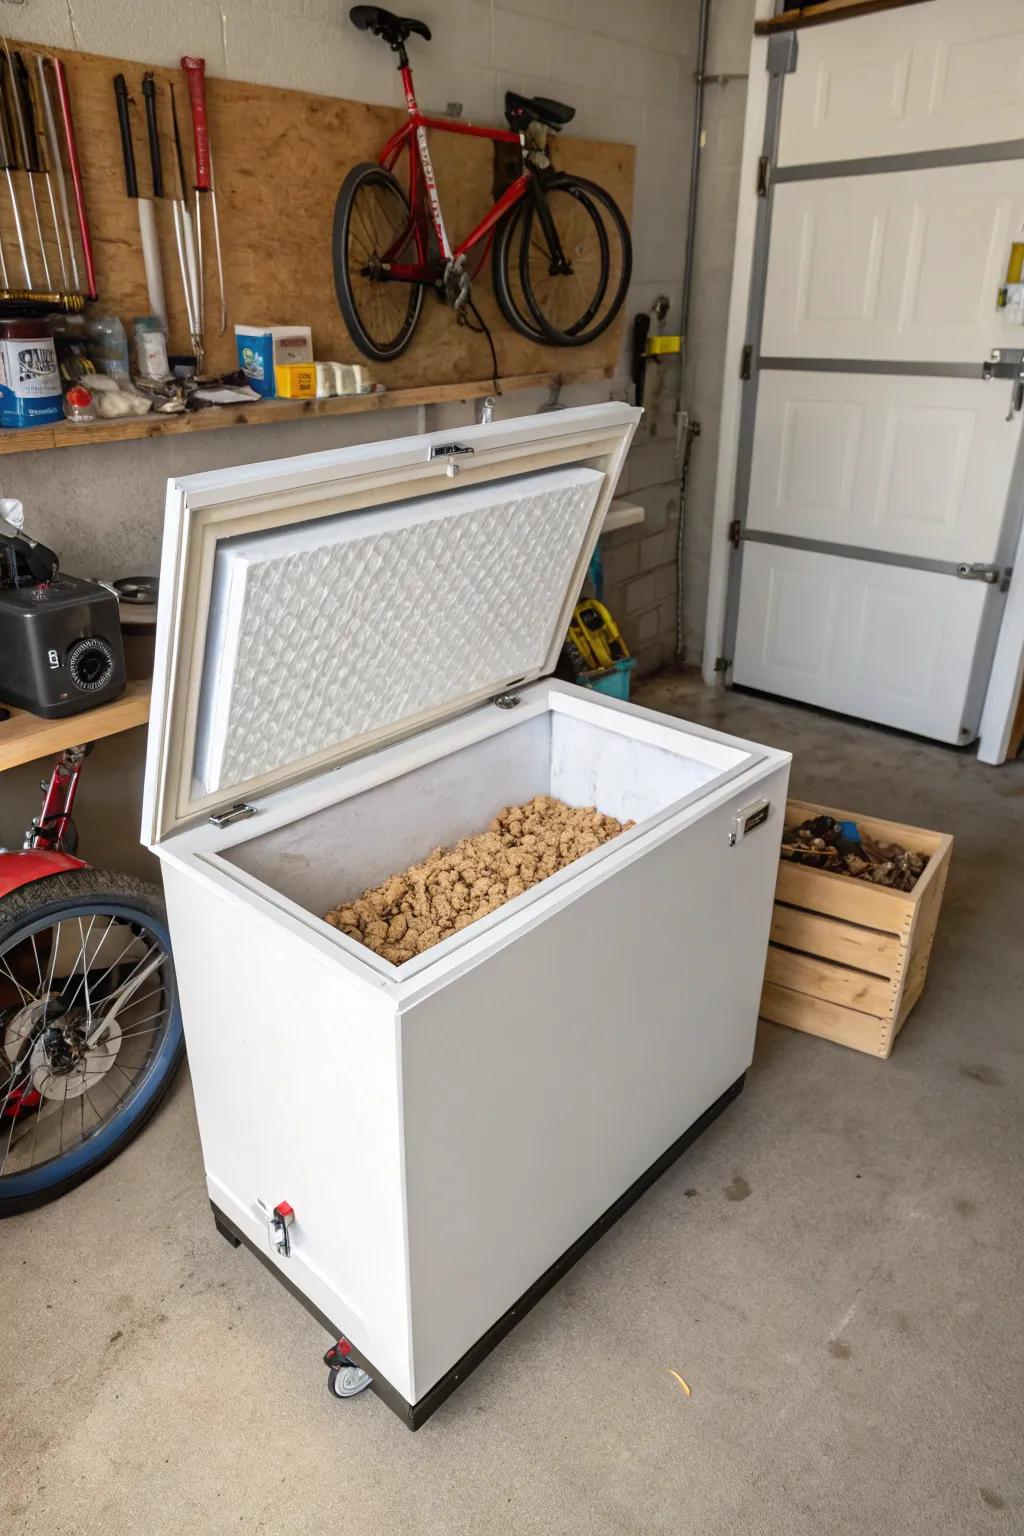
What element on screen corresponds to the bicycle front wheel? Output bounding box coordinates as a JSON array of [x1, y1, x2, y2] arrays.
[[513, 175, 631, 348], [333, 163, 425, 363], [0, 869, 184, 1216]]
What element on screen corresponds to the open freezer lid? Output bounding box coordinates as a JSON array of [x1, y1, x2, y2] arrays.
[[143, 402, 642, 845]]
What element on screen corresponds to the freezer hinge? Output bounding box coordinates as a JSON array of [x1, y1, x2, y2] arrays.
[[208, 801, 257, 828], [493, 691, 522, 709], [756, 156, 771, 198], [955, 563, 1003, 585]]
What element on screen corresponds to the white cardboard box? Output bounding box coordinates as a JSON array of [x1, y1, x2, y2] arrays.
[[143, 403, 790, 1428]]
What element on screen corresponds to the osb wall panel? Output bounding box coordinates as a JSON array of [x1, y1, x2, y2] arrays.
[[4, 39, 634, 386]]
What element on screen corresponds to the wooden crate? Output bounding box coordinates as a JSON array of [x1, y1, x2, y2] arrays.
[[760, 800, 953, 1058]]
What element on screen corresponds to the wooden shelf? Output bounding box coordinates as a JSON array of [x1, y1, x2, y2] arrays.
[[0, 680, 151, 772], [0, 369, 616, 457], [754, 0, 929, 34]]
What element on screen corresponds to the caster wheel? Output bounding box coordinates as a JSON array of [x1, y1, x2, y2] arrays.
[[328, 1364, 373, 1399]]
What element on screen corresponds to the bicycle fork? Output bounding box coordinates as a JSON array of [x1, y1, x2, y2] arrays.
[[528, 172, 572, 276]]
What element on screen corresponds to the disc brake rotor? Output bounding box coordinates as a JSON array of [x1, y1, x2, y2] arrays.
[[4, 1000, 122, 1101]]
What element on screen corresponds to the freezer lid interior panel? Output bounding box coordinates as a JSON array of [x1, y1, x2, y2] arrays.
[[194, 466, 604, 796], [143, 403, 641, 846]]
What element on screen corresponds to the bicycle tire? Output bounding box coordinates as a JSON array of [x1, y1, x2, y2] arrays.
[[0, 869, 184, 1217], [517, 175, 631, 347], [333, 163, 425, 364], [493, 187, 609, 347]]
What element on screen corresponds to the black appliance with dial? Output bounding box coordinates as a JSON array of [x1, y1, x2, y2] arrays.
[[0, 502, 126, 718]]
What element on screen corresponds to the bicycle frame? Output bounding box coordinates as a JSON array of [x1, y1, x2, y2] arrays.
[[378, 62, 529, 281]]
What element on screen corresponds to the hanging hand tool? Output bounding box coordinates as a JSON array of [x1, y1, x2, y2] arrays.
[[181, 56, 227, 339], [9, 51, 52, 289], [52, 57, 96, 300], [169, 81, 202, 368], [3, 51, 49, 287], [0, 56, 29, 287], [114, 72, 166, 326], [36, 56, 78, 293], [25, 56, 68, 290]]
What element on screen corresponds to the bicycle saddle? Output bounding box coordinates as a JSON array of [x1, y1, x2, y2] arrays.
[[350, 6, 431, 45], [504, 90, 575, 132]]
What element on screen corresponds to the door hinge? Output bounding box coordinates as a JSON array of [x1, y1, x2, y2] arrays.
[[209, 802, 256, 828], [714, 656, 732, 673], [955, 563, 1001, 585], [728, 519, 742, 549], [740, 344, 753, 380], [756, 156, 771, 197], [493, 691, 522, 709]]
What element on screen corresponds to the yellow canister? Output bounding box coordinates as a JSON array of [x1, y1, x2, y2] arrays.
[[274, 362, 317, 398]]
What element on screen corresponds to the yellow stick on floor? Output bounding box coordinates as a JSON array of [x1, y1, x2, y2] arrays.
[[667, 1369, 692, 1397]]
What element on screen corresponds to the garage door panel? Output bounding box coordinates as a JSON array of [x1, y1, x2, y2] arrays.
[[764, 166, 1024, 362], [733, 544, 990, 742], [778, 0, 1024, 165], [749, 373, 1014, 562]]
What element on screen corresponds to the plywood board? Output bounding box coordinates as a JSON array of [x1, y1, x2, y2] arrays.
[[3, 39, 633, 389]]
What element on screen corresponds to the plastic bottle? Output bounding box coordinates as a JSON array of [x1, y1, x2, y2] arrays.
[[85, 313, 131, 379]]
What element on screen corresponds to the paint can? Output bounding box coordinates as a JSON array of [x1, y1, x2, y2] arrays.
[[0, 321, 63, 429]]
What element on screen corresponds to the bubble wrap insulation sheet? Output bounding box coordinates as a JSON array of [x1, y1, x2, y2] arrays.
[[193, 465, 605, 795]]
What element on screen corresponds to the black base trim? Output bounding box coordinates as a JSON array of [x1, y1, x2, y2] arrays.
[[210, 1071, 746, 1430]]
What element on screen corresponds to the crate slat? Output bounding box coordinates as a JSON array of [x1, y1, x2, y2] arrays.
[[761, 982, 889, 1055], [763, 947, 895, 1015], [770, 904, 902, 977], [762, 800, 952, 1059]]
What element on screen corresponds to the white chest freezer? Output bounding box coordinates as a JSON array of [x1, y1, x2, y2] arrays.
[[142, 402, 790, 1428]]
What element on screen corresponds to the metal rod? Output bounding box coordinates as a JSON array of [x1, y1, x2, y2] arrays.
[[675, 0, 711, 661], [680, 0, 710, 378], [181, 56, 212, 354], [36, 56, 77, 291], [52, 57, 96, 299], [0, 55, 30, 286], [10, 52, 51, 288], [207, 142, 226, 335], [27, 58, 67, 289], [169, 81, 202, 365]]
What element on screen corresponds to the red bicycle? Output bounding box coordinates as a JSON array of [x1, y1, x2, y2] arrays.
[[333, 5, 631, 362]]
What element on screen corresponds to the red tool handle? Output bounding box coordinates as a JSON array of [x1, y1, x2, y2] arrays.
[[180, 56, 211, 191], [51, 57, 97, 299]]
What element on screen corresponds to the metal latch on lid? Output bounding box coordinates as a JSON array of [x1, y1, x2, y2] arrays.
[[208, 802, 256, 828], [430, 442, 475, 478]]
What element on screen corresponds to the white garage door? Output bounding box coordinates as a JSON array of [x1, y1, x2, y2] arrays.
[[728, 0, 1024, 745]]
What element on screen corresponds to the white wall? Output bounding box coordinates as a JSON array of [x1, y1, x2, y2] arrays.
[[4, 0, 697, 652], [3, 0, 758, 865]]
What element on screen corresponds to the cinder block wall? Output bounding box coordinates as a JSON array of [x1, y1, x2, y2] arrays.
[[1, 0, 757, 860]]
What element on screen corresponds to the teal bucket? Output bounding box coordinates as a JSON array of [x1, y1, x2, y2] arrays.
[[578, 656, 635, 700]]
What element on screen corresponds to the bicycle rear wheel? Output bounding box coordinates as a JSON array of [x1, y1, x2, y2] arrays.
[[0, 869, 184, 1216], [333, 163, 425, 363], [514, 175, 631, 348]]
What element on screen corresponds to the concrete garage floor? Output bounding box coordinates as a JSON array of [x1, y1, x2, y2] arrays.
[[2, 674, 1022, 1535]]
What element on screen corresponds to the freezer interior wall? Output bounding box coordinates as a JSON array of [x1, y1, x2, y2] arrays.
[[222, 702, 752, 920]]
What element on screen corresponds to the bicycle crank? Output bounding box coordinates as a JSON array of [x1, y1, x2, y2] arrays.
[[443, 255, 471, 311]]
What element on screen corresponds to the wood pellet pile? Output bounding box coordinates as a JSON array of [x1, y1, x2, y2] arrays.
[[325, 794, 634, 964]]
